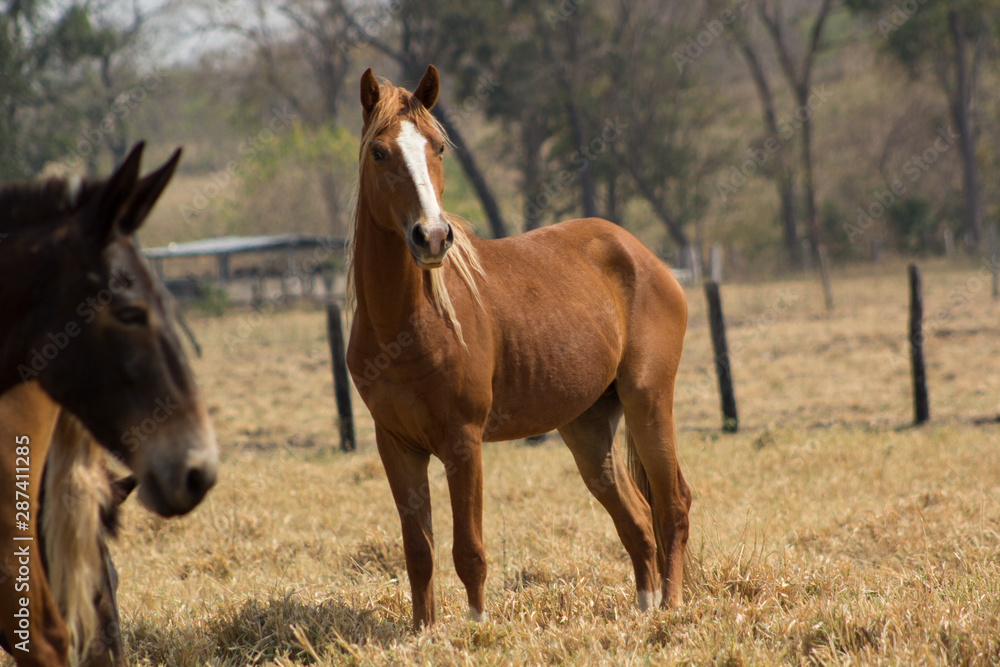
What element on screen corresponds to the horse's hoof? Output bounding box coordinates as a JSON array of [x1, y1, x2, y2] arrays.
[[637, 589, 662, 611]]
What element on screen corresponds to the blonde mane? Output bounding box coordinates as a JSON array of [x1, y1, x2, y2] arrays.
[[345, 81, 484, 348], [42, 412, 113, 666]]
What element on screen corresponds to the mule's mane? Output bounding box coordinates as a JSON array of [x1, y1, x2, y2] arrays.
[[345, 81, 484, 348], [0, 177, 97, 231]]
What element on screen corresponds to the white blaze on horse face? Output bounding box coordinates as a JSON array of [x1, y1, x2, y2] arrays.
[[396, 120, 445, 228]]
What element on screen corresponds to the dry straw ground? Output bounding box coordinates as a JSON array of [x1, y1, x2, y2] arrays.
[[8, 260, 1000, 666]]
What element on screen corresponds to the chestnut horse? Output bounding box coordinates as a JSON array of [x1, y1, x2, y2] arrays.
[[346, 66, 691, 629], [0, 143, 218, 663], [1, 384, 133, 667]]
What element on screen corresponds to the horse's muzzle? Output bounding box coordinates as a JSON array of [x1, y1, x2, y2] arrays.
[[137, 424, 218, 517], [407, 220, 454, 267]]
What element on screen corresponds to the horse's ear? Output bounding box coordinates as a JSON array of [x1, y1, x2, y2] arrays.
[[92, 141, 144, 244], [361, 68, 380, 123], [116, 147, 182, 236], [413, 65, 439, 110]]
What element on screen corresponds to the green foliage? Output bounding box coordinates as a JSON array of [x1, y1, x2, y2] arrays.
[[886, 198, 935, 253], [193, 282, 230, 317], [221, 122, 359, 237], [0, 0, 143, 179]]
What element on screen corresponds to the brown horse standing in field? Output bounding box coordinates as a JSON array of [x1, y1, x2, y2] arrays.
[[347, 66, 691, 629], [0, 143, 218, 664]]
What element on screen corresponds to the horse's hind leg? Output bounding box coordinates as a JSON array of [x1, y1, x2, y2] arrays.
[[618, 379, 691, 608], [558, 389, 660, 609]]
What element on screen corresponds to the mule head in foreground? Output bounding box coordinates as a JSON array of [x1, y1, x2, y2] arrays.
[[348, 66, 691, 630], [0, 143, 217, 517]]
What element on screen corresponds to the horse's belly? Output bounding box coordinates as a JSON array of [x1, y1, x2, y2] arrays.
[[484, 332, 619, 441]]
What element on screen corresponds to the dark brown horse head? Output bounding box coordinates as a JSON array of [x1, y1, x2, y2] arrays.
[[358, 65, 455, 268], [0, 143, 218, 517]]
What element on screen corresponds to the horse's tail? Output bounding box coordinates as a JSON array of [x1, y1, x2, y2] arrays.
[[624, 426, 665, 573], [41, 411, 120, 666]]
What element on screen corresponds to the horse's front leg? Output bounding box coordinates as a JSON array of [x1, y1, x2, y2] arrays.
[[375, 427, 436, 630], [442, 435, 487, 621]]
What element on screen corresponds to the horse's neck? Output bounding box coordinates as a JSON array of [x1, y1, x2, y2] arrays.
[[353, 212, 428, 339]]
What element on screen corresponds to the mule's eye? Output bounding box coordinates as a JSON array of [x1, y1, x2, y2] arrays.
[[115, 307, 148, 326], [371, 145, 389, 162]]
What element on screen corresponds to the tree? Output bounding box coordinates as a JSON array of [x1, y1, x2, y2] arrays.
[[848, 0, 997, 248], [727, 2, 801, 261], [757, 0, 836, 258], [0, 0, 156, 178]]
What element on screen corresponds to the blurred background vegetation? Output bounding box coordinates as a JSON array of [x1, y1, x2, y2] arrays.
[[3, 0, 1000, 277]]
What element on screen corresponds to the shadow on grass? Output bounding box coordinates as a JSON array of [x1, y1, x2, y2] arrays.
[[126, 593, 408, 666], [211, 593, 407, 665]]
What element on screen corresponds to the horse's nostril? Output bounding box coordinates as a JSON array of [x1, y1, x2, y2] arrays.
[[184, 467, 210, 502], [411, 224, 428, 248], [444, 225, 454, 247]]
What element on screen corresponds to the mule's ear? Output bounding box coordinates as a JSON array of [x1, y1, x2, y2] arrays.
[[361, 68, 380, 123], [413, 65, 439, 110], [92, 141, 144, 243], [117, 147, 182, 236]]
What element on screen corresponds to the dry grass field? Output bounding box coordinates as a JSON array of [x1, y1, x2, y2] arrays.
[[8, 260, 1000, 666]]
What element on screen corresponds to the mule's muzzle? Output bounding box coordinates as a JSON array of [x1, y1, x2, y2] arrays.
[[138, 433, 219, 517], [407, 220, 454, 268]]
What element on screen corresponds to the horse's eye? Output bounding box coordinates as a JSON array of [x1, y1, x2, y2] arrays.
[[115, 307, 149, 326], [435, 143, 445, 157], [371, 146, 389, 162]]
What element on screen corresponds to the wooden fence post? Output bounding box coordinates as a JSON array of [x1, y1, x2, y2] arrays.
[[709, 244, 724, 283], [908, 264, 929, 425], [326, 302, 356, 452], [818, 244, 834, 311], [704, 281, 738, 433]]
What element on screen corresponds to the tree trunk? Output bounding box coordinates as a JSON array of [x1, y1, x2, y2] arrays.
[[604, 171, 618, 222], [738, 39, 798, 262], [948, 10, 984, 247], [522, 117, 544, 231], [101, 56, 127, 168], [431, 104, 509, 238], [566, 98, 598, 218], [625, 160, 689, 248], [798, 85, 821, 254]]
